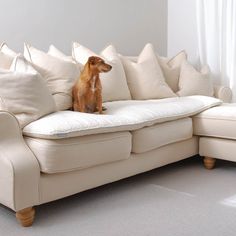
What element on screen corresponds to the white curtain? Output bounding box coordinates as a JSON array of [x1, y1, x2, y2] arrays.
[[196, 0, 236, 100]]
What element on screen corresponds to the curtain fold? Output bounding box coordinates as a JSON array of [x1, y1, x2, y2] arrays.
[[196, 0, 236, 100]]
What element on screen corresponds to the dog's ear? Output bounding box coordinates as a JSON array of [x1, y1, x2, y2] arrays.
[[88, 56, 96, 65]]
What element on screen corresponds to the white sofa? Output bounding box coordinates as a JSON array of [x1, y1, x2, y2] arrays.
[[0, 85, 232, 227]]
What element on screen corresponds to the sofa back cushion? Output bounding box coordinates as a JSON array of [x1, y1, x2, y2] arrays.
[[24, 43, 81, 110], [72, 43, 131, 102], [0, 43, 16, 69], [158, 51, 187, 92], [48, 45, 76, 63], [0, 55, 56, 128], [0, 52, 13, 69], [0, 43, 17, 57], [121, 44, 176, 100], [121, 51, 187, 94]]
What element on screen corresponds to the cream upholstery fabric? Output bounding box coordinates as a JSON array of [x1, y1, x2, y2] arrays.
[[39, 137, 198, 204], [0, 56, 56, 128], [24, 43, 80, 110], [0, 111, 40, 211], [177, 61, 214, 97], [193, 103, 236, 140], [121, 44, 176, 99], [72, 43, 131, 102], [158, 51, 187, 92], [0, 110, 198, 210], [199, 137, 236, 162], [23, 96, 221, 139], [25, 132, 131, 174], [132, 118, 192, 153]]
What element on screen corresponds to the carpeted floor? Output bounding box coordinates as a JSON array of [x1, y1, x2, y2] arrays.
[[1, 156, 236, 236]]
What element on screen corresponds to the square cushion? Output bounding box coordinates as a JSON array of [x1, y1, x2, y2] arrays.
[[72, 43, 131, 102], [120, 51, 187, 94], [193, 103, 236, 140], [132, 118, 192, 153], [158, 51, 187, 92], [24, 43, 81, 110], [0, 55, 56, 128], [177, 61, 214, 97], [25, 131, 131, 173], [121, 44, 177, 100]]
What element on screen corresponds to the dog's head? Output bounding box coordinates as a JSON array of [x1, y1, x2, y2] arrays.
[[88, 56, 112, 73]]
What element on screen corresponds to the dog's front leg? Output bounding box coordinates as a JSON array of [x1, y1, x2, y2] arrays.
[[95, 78, 103, 114], [96, 92, 103, 114], [73, 103, 80, 112], [79, 96, 86, 112]]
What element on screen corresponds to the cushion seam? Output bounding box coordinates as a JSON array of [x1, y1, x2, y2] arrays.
[[193, 116, 236, 121]]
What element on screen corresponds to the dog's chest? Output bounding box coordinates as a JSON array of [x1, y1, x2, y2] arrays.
[[90, 76, 97, 93]]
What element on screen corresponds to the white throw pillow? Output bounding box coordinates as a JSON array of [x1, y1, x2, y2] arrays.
[[177, 61, 214, 96], [0, 52, 13, 69], [0, 43, 17, 57], [121, 44, 177, 100], [158, 51, 187, 92], [72, 43, 131, 102], [10, 53, 37, 74], [48, 45, 76, 63], [0, 43, 15, 69], [24, 43, 81, 110], [119, 51, 187, 93], [0, 55, 56, 128]]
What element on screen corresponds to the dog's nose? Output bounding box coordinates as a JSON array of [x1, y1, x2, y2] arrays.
[[109, 65, 112, 69]]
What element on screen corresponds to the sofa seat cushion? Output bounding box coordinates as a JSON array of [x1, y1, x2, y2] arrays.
[[23, 96, 221, 140], [25, 131, 131, 174], [193, 104, 236, 140], [132, 118, 192, 153]]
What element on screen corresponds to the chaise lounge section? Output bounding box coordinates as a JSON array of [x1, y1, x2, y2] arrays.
[[194, 103, 236, 169]]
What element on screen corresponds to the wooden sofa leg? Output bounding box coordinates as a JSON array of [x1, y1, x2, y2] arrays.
[[203, 157, 216, 170], [16, 207, 35, 227]]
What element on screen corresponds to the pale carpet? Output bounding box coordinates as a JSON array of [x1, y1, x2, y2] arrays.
[[1, 156, 236, 236]]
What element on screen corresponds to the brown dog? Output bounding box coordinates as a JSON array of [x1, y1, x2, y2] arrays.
[[72, 56, 112, 114]]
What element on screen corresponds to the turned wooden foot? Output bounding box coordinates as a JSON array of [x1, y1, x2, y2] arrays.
[[16, 207, 35, 227], [203, 156, 216, 170]]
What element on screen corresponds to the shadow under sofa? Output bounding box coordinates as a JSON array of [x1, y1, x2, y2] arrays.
[[0, 85, 232, 227]]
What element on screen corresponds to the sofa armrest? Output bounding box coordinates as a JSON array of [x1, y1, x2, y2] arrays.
[[214, 85, 232, 103], [0, 111, 40, 211]]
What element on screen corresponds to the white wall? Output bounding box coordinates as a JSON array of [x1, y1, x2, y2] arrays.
[[168, 0, 199, 65], [0, 0, 167, 56]]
